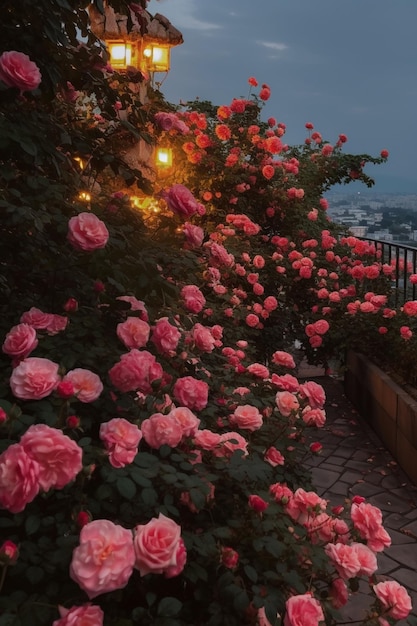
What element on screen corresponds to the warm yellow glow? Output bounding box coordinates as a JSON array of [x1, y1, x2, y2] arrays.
[[107, 41, 133, 69], [74, 157, 85, 170], [78, 191, 91, 202], [155, 147, 173, 168], [131, 196, 161, 214], [143, 44, 170, 72]]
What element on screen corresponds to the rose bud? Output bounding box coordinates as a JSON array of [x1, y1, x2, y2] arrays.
[[248, 494, 269, 513], [76, 510, 92, 528], [63, 297, 78, 312], [221, 547, 239, 569], [0, 540, 19, 565], [309, 442, 323, 454], [66, 415, 80, 429], [56, 380, 74, 399]]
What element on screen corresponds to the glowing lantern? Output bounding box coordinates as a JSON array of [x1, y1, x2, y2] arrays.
[[142, 44, 171, 73], [106, 40, 136, 70], [155, 147, 173, 168]]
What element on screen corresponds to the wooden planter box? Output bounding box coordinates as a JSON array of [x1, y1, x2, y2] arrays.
[[344, 350, 417, 485]]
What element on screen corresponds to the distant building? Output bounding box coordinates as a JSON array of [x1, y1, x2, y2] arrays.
[[349, 226, 368, 237]]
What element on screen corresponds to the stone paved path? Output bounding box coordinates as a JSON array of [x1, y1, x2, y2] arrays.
[[298, 371, 417, 624]]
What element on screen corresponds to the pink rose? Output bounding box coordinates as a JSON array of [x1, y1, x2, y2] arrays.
[[298, 381, 326, 409], [264, 446, 285, 467], [117, 317, 150, 350], [0, 443, 40, 513], [350, 502, 383, 540], [10, 357, 60, 400], [20, 307, 53, 329], [67, 213, 109, 251], [301, 407, 326, 427], [284, 594, 324, 626], [246, 363, 270, 379], [0, 51, 41, 92], [21, 424, 83, 491], [367, 524, 391, 552], [169, 407, 200, 437], [141, 413, 183, 449], [62, 368, 103, 403], [52, 603, 104, 626], [2, 323, 38, 359], [173, 376, 209, 411], [193, 429, 222, 450], [109, 349, 163, 393], [151, 317, 181, 354], [275, 391, 300, 417], [213, 431, 248, 459], [99, 418, 142, 468], [181, 285, 206, 313], [46, 314, 68, 336], [270, 374, 299, 392], [183, 222, 204, 248], [325, 542, 361, 579], [229, 404, 263, 432], [207, 242, 234, 267], [70, 520, 135, 598], [271, 351, 296, 369], [221, 546, 239, 569], [373, 581, 412, 620], [269, 482, 293, 503], [189, 323, 216, 352], [285, 488, 327, 524], [161, 184, 205, 219], [133, 513, 183, 576]]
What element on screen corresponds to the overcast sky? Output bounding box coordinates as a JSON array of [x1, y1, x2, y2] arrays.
[[147, 0, 417, 194]]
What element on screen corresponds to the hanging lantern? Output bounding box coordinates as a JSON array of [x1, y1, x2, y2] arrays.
[[106, 40, 136, 70], [88, 4, 183, 75], [142, 43, 171, 73], [155, 147, 173, 168]]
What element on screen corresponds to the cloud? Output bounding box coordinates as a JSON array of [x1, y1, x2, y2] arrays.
[[150, 0, 221, 31], [257, 41, 288, 51]]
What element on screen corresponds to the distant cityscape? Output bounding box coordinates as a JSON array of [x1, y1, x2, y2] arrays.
[[327, 192, 417, 246]]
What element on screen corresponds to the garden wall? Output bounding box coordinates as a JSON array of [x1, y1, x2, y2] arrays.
[[344, 350, 417, 486]]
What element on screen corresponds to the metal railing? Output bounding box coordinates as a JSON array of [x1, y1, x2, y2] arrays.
[[358, 237, 417, 306]]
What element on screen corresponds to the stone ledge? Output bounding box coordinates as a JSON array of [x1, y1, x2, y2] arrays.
[[345, 351, 417, 486]]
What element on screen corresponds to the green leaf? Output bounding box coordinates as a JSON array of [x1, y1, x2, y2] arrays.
[[25, 514, 41, 536], [116, 477, 136, 499], [26, 566, 44, 585], [157, 597, 182, 618], [141, 487, 158, 506], [244, 564, 258, 583]]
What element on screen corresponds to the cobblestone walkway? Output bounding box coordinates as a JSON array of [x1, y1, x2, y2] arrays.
[[298, 370, 417, 624]]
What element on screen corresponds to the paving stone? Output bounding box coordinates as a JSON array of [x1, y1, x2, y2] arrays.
[[385, 543, 417, 569], [369, 491, 415, 514], [310, 467, 339, 489]]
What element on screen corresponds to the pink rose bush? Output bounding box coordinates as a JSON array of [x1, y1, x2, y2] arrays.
[[0, 53, 411, 626]]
